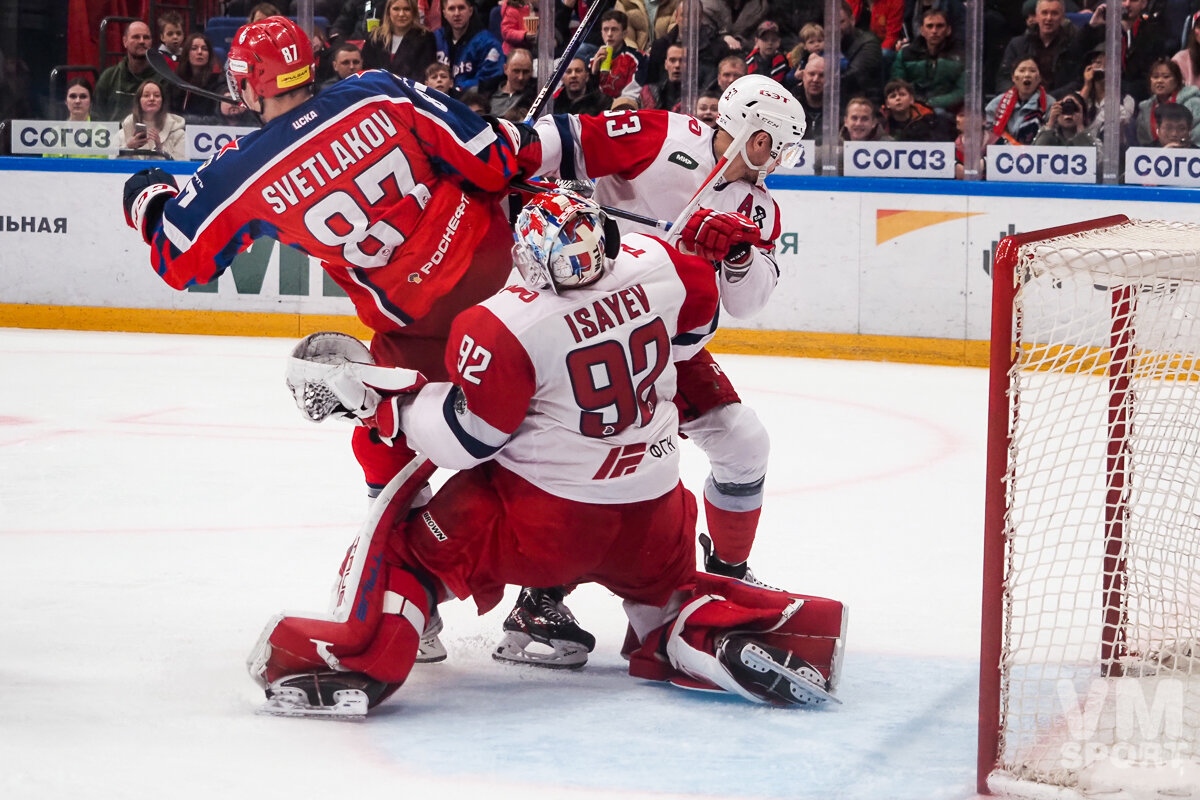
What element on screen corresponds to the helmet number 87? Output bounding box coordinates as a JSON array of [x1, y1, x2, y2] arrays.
[[281, 44, 299, 63]]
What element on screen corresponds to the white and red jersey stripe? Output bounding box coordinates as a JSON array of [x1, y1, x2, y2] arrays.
[[532, 108, 783, 358], [400, 233, 719, 504]]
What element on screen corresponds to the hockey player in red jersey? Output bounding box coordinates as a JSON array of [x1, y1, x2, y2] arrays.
[[121, 16, 543, 661], [247, 190, 847, 717], [491, 74, 809, 668]]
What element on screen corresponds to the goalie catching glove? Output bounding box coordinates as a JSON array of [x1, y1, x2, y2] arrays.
[[123, 167, 179, 243], [284, 331, 426, 442]]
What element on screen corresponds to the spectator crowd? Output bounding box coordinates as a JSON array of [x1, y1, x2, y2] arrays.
[[17, 0, 1200, 167]]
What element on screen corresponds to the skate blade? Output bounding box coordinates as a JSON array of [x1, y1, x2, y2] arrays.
[[492, 632, 588, 669], [740, 645, 841, 706], [257, 690, 369, 721]]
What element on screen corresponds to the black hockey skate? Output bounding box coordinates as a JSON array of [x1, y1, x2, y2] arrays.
[[492, 587, 597, 669], [260, 671, 396, 720], [717, 634, 839, 707], [699, 532, 778, 589]]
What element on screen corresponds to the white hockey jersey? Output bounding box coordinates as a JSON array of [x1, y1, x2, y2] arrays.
[[400, 233, 719, 504], [532, 109, 783, 358]]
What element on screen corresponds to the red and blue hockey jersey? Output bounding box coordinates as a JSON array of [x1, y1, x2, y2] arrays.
[[148, 70, 530, 332]]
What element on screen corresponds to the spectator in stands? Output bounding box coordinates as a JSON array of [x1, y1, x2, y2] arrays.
[[838, 0, 884, 105], [499, 0, 538, 56], [156, 11, 186, 65], [997, 0, 1084, 97], [419, 0, 443, 31], [869, 0, 904, 76], [641, 42, 684, 110], [424, 61, 458, 96], [616, 0, 651, 51], [890, 8, 964, 114], [840, 96, 886, 141], [459, 87, 488, 113], [171, 33, 224, 122], [1084, 0, 1170, 102], [646, 2, 727, 89], [695, 90, 721, 127], [714, 54, 747, 93], [119, 79, 186, 160], [1152, 102, 1197, 148], [745, 20, 787, 83], [880, 78, 945, 140], [652, 0, 679, 41], [785, 22, 823, 82], [489, 47, 535, 117], [435, 0, 505, 92], [214, 88, 258, 127], [362, 0, 438, 81], [766, 0, 823, 51], [94, 20, 157, 122], [1033, 90, 1100, 146], [1172, 11, 1200, 89], [249, 3, 284, 23], [322, 43, 364, 90], [553, 56, 610, 114], [590, 10, 647, 101], [64, 77, 93, 122], [1071, 44, 1135, 146], [795, 54, 825, 142], [986, 57, 1048, 145], [701, 0, 767, 52], [1136, 58, 1200, 146]]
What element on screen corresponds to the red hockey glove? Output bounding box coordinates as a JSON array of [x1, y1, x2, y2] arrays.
[[679, 208, 760, 262]]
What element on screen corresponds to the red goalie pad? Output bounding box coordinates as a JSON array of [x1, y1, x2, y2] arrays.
[[628, 574, 847, 691]]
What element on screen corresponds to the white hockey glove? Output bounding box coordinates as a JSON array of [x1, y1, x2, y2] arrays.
[[285, 332, 426, 430]]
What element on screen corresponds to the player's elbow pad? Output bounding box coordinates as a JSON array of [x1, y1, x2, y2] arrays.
[[400, 384, 509, 470]]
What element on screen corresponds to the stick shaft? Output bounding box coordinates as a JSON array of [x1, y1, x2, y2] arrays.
[[523, 0, 611, 123], [147, 49, 237, 106]]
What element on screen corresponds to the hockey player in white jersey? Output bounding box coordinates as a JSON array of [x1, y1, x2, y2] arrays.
[[249, 189, 847, 717], [493, 74, 808, 668]]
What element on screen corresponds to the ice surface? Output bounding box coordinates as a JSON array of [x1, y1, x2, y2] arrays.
[[0, 328, 987, 799]]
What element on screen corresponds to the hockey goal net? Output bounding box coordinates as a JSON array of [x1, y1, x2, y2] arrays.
[[980, 216, 1200, 799]]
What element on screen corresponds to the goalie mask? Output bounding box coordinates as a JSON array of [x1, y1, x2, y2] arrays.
[[512, 190, 620, 293], [717, 74, 807, 184]]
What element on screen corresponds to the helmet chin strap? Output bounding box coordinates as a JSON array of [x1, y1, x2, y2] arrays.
[[740, 134, 775, 187]]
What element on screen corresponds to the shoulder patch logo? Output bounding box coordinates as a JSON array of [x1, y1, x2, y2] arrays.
[[668, 151, 699, 170]]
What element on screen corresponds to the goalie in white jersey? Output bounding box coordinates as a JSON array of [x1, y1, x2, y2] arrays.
[[248, 189, 847, 717], [494, 74, 808, 668]]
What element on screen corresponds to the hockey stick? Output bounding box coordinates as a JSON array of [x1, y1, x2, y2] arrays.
[[664, 126, 753, 244], [147, 49, 241, 106], [523, 0, 612, 123], [513, 179, 672, 231]]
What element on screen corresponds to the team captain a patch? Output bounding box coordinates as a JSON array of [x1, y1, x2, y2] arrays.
[[422, 510, 448, 542]]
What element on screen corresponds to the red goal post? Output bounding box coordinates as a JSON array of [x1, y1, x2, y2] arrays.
[[979, 215, 1200, 798]]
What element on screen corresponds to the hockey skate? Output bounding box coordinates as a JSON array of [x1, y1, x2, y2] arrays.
[[699, 533, 778, 590], [716, 633, 839, 707], [259, 671, 396, 721], [492, 587, 596, 669], [416, 611, 447, 663]]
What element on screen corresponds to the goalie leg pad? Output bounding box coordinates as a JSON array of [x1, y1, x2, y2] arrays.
[[628, 575, 847, 705]]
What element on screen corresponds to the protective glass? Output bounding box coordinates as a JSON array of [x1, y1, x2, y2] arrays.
[[778, 141, 804, 169]]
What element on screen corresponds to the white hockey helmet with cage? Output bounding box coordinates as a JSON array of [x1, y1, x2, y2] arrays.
[[512, 189, 619, 293], [717, 74, 807, 183]]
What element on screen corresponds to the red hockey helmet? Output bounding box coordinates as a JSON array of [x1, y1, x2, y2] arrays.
[[225, 16, 315, 103]]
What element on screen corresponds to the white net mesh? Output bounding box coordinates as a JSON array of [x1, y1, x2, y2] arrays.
[[996, 219, 1200, 798]]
